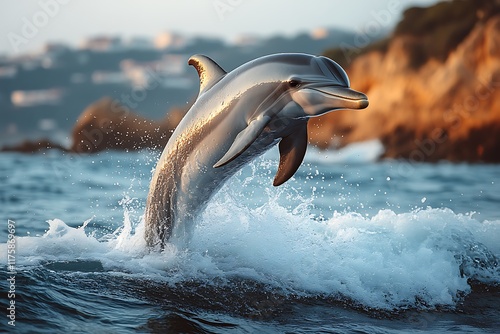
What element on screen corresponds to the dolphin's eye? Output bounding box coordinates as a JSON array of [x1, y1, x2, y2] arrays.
[[288, 79, 301, 88]]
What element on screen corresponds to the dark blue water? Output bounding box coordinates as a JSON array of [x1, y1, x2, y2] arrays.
[[1, 141, 499, 333]]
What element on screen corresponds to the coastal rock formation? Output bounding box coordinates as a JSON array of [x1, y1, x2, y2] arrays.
[[313, 0, 500, 162], [71, 97, 185, 153], [3, 0, 499, 163], [0, 139, 68, 153]]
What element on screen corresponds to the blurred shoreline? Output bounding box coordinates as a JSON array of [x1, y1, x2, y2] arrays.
[[2, 0, 499, 163]]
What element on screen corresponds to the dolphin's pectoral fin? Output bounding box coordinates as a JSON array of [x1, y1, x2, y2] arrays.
[[273, 122, 308, 186], [214, 116, 272, 168], [188, 55, 227, 94]]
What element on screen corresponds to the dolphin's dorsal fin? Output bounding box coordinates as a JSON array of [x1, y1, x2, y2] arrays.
[[213, 115, 272, 168], [273, 122, 308, 186], [188, 55, 227, 94]]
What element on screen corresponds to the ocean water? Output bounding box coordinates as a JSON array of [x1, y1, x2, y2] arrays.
[[0, 140, 499, 333]]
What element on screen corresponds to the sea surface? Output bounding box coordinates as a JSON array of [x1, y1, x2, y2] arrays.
[[1, 140, 499, 333]]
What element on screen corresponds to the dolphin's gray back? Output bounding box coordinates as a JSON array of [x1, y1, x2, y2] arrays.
[[144, 76, 274, 247]]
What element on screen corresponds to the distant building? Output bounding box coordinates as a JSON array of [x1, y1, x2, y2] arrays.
[[11, 89, 64, 107], [120, 54, 190, 88], [80, 36, 123, 52], [154, 32, 187, 50], [232, 34, 261, 47], [310, 28, 329, 40], [156, 54, 187, 75]]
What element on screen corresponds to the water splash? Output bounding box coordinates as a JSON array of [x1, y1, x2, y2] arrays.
[[2, 193, 498, 310]]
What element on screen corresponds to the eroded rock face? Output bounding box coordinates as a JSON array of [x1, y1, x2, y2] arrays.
[[71, 97, 186, 153], [311, 1, 500, 162]]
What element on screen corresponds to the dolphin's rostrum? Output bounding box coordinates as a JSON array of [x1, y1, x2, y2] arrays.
[[145, 53, 368, 248]]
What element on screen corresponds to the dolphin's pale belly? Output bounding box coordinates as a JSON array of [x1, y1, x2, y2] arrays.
[[145, 116, 279, 247], [144, 89, 279, 247]]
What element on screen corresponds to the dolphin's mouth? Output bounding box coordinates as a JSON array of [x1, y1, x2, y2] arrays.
[[310, 86, 369, 109]]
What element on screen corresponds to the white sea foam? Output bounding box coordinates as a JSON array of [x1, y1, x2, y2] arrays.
[[304, 139, 385, 164], [258, 139, 384, 167], [1, 188, 498, 310]]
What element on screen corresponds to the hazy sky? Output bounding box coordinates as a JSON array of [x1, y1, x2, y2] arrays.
[[1, 0, 440, 56]]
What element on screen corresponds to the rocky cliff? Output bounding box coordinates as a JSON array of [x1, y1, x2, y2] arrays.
[[312, 0, 500, 162], [71, 97, 185, 153]]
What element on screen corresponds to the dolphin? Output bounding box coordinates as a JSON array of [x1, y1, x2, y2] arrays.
[[145, 53, 368, 248]]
